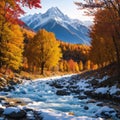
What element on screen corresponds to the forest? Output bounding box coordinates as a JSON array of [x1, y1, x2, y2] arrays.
[[0, 0, 120, 78], [0, 0, 91, 76]]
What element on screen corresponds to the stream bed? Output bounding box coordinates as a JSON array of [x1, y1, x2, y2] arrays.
[[0, 75, 119, 120]]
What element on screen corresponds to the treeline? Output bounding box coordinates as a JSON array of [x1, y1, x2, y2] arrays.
[[0, 20, 91, 75], [58, 42, 92, 72], [23, 30, 91, 74], [59, 42, 90, 63], [0, 0, 94, 76]]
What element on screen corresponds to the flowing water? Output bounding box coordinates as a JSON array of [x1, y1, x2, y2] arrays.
[[0, 75, 119, 119]]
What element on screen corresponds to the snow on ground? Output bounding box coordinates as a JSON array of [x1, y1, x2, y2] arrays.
[[110, 85, 120, 95], [77, 79, 92, 91], [40, 109, 103, 120], [95, 106, 116, 118], [3, 107, 21, 114], [97, 76, 109, 83], [95, 85, 120, 95], [95, 87, 109, 94], [0, 74, 119, 120]]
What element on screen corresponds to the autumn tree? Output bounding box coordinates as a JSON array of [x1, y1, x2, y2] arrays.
[[0, 0, 41, 25], [79, 61, 83, 71], [89, 8, 119, 67], [75, 0, 120, 76], [0, 24, 24, 70], [0, 0, 41, 71], [62, 60, 69, 72], [0, 0, 41, 43], [27, 29, 62, 74], [85, 60, 91, 70], [22, 28, 35, 71], [75, 62, 79, 72], [68, 59, 75, 72], [59, 60, 64, 72]]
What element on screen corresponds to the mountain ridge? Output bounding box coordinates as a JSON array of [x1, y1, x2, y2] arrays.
[[21, 7, 91, 44]]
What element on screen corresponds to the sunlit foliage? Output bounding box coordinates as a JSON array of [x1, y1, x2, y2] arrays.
[[26, 29, 62, 74]]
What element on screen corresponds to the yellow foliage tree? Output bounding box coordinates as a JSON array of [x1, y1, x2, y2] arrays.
[[0, 24, 24, 70], [79, 61, 83, 71], [27, 29, 62, 74]]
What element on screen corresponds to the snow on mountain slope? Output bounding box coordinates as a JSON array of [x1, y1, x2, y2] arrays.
[[21, 7, 91, 44]]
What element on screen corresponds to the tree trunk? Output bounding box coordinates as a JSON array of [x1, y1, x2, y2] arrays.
[[41, 63, 45, 75], [112, 36, 120, 79]]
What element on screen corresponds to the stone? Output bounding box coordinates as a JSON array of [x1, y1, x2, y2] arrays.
[[69, 88, 81, 94], [100, 111, 112, 119], [96, 103, 104, 107], [15, 101, 23, 104], [24, 108, 33, 112], [84, 106, 89, 110], [8, 86, 15, 90], [56, 90, 70, 96], [0, 97, 6, 101], [78, 96, 87, 100], [84, 91, 93, 96], [9, 80, 16, 85], [53, 83, 64, 89], [86, 99, 96, 103], [0, 108, 4, 114], [4, 108, 26, 119]]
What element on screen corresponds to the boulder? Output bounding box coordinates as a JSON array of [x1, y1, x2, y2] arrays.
[[96, 103, 104, 107], [86, 99, 96, 103], [4, 107, 26, 119], [56, 89, 70, 96], [50, 82, 64, 89], [9, 80, 16, 85], [78, 96, 87, 100], [84, 106, 89, 110], [0, 108, 4, 114]]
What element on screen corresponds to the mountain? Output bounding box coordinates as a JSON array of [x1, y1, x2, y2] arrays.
[[21, 7, 91, 44], [82, 20, 93, 28]]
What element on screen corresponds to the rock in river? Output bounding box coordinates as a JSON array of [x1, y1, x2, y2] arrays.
[[3, 107, 26, 119]]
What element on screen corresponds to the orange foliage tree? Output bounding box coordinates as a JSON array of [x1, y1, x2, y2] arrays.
[[75, 0, 120, 76], [0, 0, 41, 70], [89, 9, 118, 67]]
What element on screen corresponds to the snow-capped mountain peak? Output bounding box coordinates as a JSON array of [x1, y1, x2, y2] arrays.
[[45, 7, 64, 17], [21, 7, 91, 44]]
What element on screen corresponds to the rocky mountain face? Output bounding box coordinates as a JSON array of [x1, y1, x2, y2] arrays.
[[21, 7, 91, 44]]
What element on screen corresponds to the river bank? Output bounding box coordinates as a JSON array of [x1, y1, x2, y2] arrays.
[[0, 74, 119, 119]]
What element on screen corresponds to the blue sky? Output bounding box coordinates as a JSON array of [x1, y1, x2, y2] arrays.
[[23, 0, 92, 21]]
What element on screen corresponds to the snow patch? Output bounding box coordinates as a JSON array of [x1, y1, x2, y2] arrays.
[[77, 80, 92, 91], [95, 106, 116, 117], [3, 107, 21, 115], [97, 76, 109, 83], [95, 87, 109, 94], [41, 109, 103, 120], [110, 85, 120, 95]]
